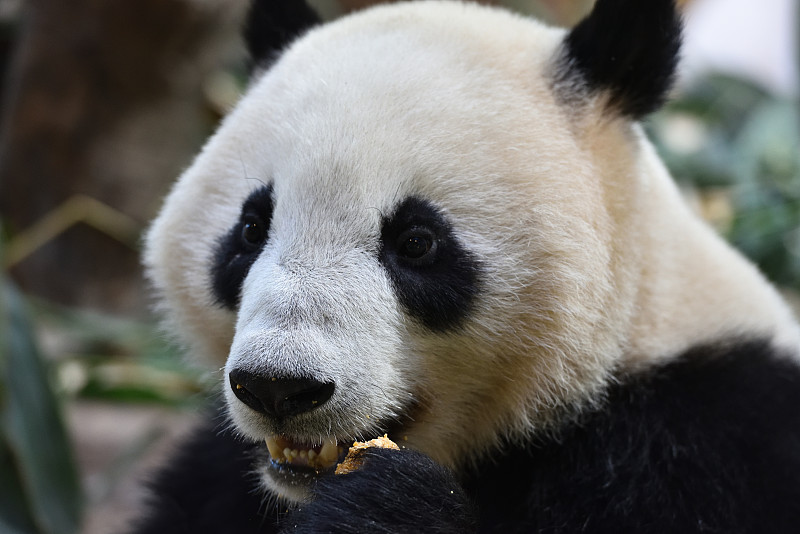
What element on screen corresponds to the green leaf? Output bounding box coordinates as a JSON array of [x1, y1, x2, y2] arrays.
[[0, 437, 39, 533], [0, 253, 83, 533]]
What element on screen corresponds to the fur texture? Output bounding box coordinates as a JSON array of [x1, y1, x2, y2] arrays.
[[127, 412, 282, 534], [378, 196, 482, 331], [556, 0, 682, 117], [211, 185, 274, 309], [130, 342, 800, 533], [463, 340, 800, 533], [138, 0, 800, 530]]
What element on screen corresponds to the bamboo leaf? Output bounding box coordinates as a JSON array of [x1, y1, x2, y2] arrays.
[[0, 251, 83, 534], [0, 437, 38, 533]]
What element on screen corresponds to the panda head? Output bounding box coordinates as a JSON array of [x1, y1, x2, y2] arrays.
[[144, 0, 798, 502]]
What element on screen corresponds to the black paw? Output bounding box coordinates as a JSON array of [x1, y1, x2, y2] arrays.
[[280, 447, 476, 533]]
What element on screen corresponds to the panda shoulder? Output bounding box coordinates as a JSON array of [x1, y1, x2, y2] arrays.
[[126, 414, 281, 534]]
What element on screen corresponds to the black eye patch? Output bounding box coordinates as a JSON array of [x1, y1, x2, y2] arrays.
[[210, 185, 274, 310], [379, 197, 481, 331]]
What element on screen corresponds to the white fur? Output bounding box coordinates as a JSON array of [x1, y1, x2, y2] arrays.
[[144, 0, 800, 501]]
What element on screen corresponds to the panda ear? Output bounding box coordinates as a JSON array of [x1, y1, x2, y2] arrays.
[[244, 0, 320, 71], [554, 0, 682, 118]]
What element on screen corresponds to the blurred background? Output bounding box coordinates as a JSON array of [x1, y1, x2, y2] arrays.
[[0, 0, 797, 532]]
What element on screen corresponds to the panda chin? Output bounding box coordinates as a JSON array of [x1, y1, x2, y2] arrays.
[[258, 414, 414, 502]]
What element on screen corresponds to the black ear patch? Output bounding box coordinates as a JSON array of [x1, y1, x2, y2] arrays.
[[379, 197, 481, 332], [211, 185, 274, 309], [555, 0, 682, 118], [244, 0, 320, 70]]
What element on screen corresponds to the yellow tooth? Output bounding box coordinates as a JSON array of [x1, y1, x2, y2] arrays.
[[265, 437, 283, 460], [318, 439, 339, 465], [283, 447, 292, 460]]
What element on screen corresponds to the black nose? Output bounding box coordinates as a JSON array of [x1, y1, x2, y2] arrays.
[[229, 369, 335, 418]]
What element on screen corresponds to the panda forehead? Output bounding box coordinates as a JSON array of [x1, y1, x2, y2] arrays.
[[268, 176, 394, 241], [270, 1, 564, 81], [268, 170, 454, 239], [233, 4, 565, 152], [203, 1, 578, 251]]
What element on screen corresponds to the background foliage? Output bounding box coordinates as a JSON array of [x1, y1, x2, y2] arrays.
[[1, 242, 82, 534], [650, 75, 800, 289]]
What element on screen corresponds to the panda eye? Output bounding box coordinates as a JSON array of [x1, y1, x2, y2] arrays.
[[241, 214, 266, 249], [211, 184, 273, 310], [396, 228, 437, 263], [378, 196, 481, 332]]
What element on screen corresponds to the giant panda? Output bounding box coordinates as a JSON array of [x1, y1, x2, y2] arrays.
[[133, 0, 800, 532]]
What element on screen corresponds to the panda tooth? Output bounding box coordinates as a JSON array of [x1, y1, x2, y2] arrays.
[[268, 436, 338, 467], [265, 437, 283, 461], [319, 439, 339, 466]]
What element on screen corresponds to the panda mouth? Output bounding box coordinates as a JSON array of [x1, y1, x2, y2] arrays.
[[262, 401, 419, 475], [264, 435, 347, 471]]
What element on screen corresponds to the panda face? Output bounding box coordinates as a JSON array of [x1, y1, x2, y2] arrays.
[[200, 5, 632, 500], [145, 2, 640, 501], [144, 0, 800, 503], [218, 185, 487, 500]]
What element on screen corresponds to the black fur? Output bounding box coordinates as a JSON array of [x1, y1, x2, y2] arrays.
[[127, 414, 283, 534], [244, 0, 320, 70], [557, 0, 682, 117], [130, 340, 800, 533], [379, 197, 482, 331], [285, 448, 477, 534], [463, 339, 800, 533], [210, 185, 273, 309]]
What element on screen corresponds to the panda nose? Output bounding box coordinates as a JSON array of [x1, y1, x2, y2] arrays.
[[228, 369, 335, 418]]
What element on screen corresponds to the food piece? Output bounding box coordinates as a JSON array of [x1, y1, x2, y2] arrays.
[[335, 435, 399, 475]]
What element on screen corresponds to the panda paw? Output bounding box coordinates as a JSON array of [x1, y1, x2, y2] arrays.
[[281, 447, 477, 534]]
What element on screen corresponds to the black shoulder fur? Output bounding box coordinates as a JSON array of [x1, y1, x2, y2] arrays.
[[126, 413, 284, 534], [464, 339, 800, 532]]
